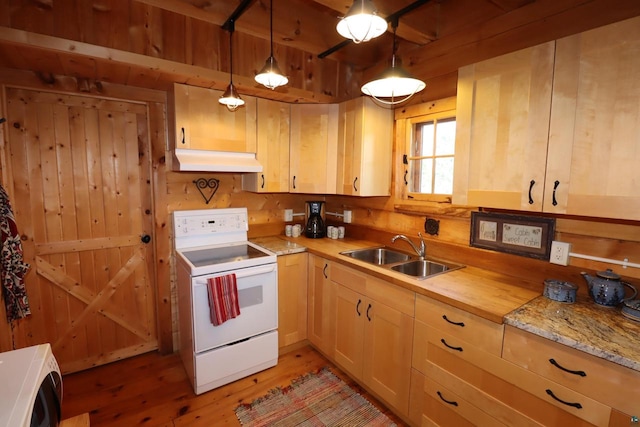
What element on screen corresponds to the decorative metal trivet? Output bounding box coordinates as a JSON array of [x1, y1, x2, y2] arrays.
[[193, 178, 220, 204]]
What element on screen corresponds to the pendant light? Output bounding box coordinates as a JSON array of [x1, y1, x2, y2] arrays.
[[336, 0, 387, 44], [361, 18, 425, 105], [255, 0, 288, 89], [219, 20, 245, 111]]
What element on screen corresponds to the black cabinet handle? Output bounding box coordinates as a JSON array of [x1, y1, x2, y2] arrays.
[[440, 338, 463, 352], [403, 170, 408, 185], [323, 264, 328, 279], [552, 180, 560, 206], [442, 315, 465, 327], [549, 359, 586, 377], [353, 177, 358, 192], [366, 304, 372, 321], [528, 179, 535, 204], [545, 389, 583, 409], [180, 127, 186, 144], [437, 391, 458, 406], [261, 174, 265, 189], [356, 299, 362, 316], [293, 176, 296, 190]]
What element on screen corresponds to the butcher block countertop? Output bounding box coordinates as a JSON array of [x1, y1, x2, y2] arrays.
[[253, 235, 640, 372], [252, 235, 541, 324]]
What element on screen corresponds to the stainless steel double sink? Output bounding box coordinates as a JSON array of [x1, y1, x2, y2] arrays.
[[339, 246, 464, 279]]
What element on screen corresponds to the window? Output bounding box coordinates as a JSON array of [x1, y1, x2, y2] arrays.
[[394, 97, 457, 205], [408, 117, 456, 195]]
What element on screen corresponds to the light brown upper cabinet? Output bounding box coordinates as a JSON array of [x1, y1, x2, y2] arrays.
[[169, 83, 257, 153], [545, 17, 640, 220], [452, 41, 555, 211], [242, 99, 290, 192], [289, 103, 338, 194], [337, 97, 393, 196], [454, 16, 640, 221]]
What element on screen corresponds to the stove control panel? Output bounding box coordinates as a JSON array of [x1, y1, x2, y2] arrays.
[[175, 212, 248, 237]]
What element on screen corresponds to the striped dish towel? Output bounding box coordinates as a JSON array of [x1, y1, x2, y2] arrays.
[[207, 274, 241, 326]]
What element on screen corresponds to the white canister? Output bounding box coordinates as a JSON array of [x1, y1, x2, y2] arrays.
[[326, 226, 334, 238], [292, 224, 301, 237], [338, 226, 345, 239], [285, 224, 293, 237]]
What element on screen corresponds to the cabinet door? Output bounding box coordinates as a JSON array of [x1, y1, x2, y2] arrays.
[[290, 104, 338, 194], [171, 83, 257, 152], [337, 97, 393, 196], [242, 99, 290, 193], [363, 299, 414, 416], [307, 255, 335, 356], [333, 285, 365, 380], [453, 42, 555, 210], [277, 253, 307, 348], [546, 16, 640, 220]]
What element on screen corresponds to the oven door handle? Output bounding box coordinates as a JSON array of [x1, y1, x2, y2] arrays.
[[194, 264, 276, 284]]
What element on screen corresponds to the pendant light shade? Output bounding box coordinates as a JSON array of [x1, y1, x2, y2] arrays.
[[219, 82, 245, 111], [255, 0, 288, 89], [361, 19, 425, 105], [219, 21, 244, 112], [337, 0, 387, 43]]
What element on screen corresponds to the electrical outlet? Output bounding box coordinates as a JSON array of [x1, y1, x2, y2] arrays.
[[550, 241, 571, 266], [343, 210, 352, 223], [284, 209, 293, 222]]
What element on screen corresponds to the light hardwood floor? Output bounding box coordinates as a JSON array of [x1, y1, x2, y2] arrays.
[[61, 344, 407, 426]]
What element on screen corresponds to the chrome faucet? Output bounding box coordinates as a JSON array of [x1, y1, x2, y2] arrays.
[[391, 232, 426, 259]]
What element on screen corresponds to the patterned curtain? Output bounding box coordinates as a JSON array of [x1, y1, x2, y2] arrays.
[[0, 184, 31, 322]]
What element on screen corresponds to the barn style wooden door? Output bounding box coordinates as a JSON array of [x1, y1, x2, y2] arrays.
[[3, 87, 157, 373]]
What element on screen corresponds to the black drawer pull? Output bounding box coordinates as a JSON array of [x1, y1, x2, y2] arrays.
[[323, 264, 328, 279], [442, 315, 465, 327], [549, 358, 587, 377], [440, 338, 463, 352], [366, 304, 372, 321], [545, 389, 583, 409], [437, 391, 458, 407], [528, 179, 535, 204], [356, 299, 362, 316]]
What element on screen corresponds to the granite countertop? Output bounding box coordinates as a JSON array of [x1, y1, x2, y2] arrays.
[[504, 294, 640, 372], [251, 236, 307, 256]]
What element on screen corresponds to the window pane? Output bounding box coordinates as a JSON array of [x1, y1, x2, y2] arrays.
[[434, 157, 454, 194], [417, 122, 434, 156], [410, 159, 433, 193], [435, 118, 456, 156]]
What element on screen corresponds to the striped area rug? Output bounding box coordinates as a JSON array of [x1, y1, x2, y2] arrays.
[[235, 367, 398, 426]]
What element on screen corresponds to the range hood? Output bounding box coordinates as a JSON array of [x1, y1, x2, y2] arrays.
[[173, 148, 263, 173]]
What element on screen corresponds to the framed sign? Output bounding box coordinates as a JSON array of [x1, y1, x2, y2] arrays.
[[470, 211, 555, 260]]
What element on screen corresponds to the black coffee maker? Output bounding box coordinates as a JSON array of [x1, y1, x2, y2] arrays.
[[305, 201, 325, 238]]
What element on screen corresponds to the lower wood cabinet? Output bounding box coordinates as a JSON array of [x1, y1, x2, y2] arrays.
[[331, 263, 414, 416], [410, 295, 604, 427], [277, 253, 308, 349], [307, 254, 335, 357], [503, 326, 639, 426]]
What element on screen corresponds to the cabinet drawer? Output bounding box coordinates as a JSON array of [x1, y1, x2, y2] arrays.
[[332, 263, 414, 316], [503, 326, 640, 417], [416, 295, 504, 355], [424, 326, 610, 426]]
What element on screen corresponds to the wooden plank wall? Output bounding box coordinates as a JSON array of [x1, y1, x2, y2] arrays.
[[0, 0, 359, 100]]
